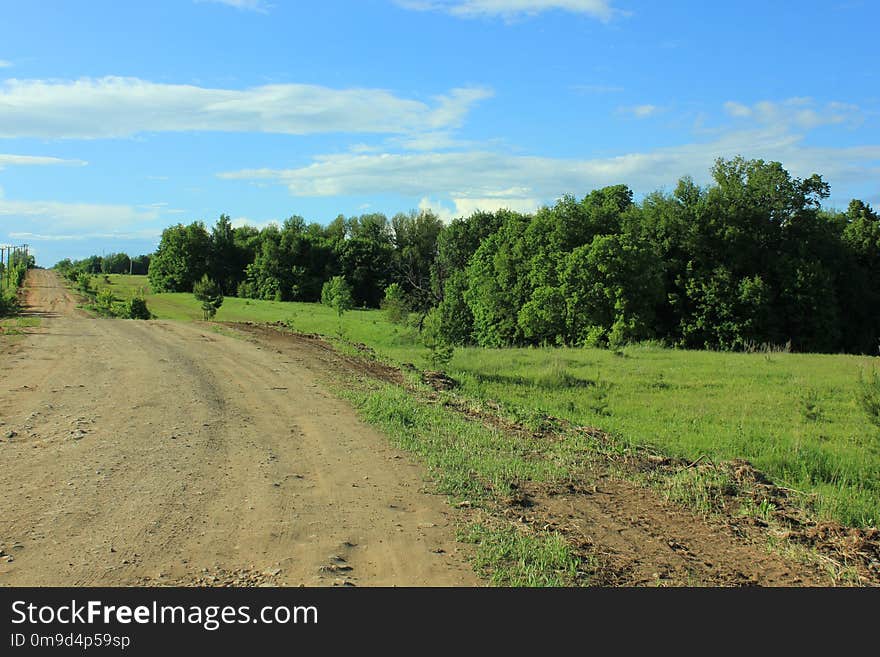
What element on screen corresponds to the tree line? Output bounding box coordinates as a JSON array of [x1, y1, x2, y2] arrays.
[[55, 252, 151, 276], [57, 157, 880, 354], [145, 210, 445, 314]]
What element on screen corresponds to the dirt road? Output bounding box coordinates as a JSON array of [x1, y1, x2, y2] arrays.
[[0, 270, 478, 586]]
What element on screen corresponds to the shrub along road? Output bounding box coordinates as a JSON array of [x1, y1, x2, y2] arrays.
[[0, 270, 477, 586]]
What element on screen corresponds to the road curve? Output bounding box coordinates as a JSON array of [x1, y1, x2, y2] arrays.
[[0, 270, 478, 586]]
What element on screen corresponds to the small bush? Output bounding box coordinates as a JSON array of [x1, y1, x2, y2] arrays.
[[124, 297, 151, 320], [0, 291, 19, 317], [76, 274, 93, 295], [381, 283, 408, 324], [421, 307, 454, 368], [588, 380, 612, 416], [95, 288, 115, 312], [193, 275, 223, 321], [800, 388, 824, 423], [321, 276, 353, 318]]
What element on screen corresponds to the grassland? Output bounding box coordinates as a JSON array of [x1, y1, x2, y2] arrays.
[[95, 274, 880, 528]]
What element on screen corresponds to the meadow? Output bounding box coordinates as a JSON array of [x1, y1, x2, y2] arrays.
[[95, 274, 880, 527]]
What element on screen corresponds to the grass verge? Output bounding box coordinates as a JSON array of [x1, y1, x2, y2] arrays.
[[459, 521, 582, 586], [337, 379, 592, 585]]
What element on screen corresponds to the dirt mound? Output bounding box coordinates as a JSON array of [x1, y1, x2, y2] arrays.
[[233, 321, 404, 386], [421, 370, 459, 391], [784, 524, 880, 579]]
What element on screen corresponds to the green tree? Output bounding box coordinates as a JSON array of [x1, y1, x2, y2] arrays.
[[331, 213, 394, 308], [464, 214, 533, 347], [193, 274, 224, 321], [321, 275, 354, 317], [391, 209, 444, 313], [840, 200, 880, 353], [432, 209, 508, 344], [517, 285, 566, 344], [422, 307, 454, 368], [101, 252, 130, 274], [240, 224, 287, 300], [124, 296, 152, 320], [210, 214, 240, 295], [381, 283, 408, 323], [149, 222, 211, 292], [561, 234, 664, 347]]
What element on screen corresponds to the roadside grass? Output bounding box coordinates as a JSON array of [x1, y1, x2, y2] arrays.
[[660, 467, 739, 517], [458, 522, 582, 586], [338, 383, 580, 502], [338, 380, 590, 585], [104, 274, 880, 528]]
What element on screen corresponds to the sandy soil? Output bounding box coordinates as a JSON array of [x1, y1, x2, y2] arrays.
[[0, 269, 478, 586]]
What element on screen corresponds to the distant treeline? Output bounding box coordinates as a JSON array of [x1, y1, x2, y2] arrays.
[[59, 157, 880, 354], [55, 253, 152, 276]]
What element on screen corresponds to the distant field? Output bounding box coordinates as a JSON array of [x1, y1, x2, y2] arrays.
[[97, 274, 880, 527], [94, 274, 427, 360]]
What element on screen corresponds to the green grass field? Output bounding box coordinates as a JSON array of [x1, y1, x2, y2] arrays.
[[96, 274, 880, 527]]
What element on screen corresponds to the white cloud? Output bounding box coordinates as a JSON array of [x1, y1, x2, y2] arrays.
[[0, 198, 161, 238], [390, 131, 475, 151], [230, 216, 279, 231], [724, 97, 863, 130], [218, 125, 880, 205], [196, 0, 270, 12], [395, 0, 620, 21], [0, 77, 492, 139], [619, 104, 659, 118], [420, 195, 541, 222], [419, 197, 455, 222], [0, 60, 12, 68], [0, 154, 87, 170], [723, 101, 752, 118]]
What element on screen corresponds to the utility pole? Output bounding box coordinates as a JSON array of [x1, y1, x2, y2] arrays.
[[0, 243, 30, 291]]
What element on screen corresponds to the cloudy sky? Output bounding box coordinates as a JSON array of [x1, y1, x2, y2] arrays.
[[0, 0, 878, 265]]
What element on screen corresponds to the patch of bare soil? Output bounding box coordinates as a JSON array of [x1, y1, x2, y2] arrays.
[[242, 322, 880, 587], [231, 321, 405, 386]]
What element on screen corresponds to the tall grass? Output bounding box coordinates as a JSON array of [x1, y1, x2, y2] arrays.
[[450, 345, 880, 527]]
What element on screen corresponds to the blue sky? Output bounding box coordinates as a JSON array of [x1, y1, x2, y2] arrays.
[[0, 0, 877, 266]]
